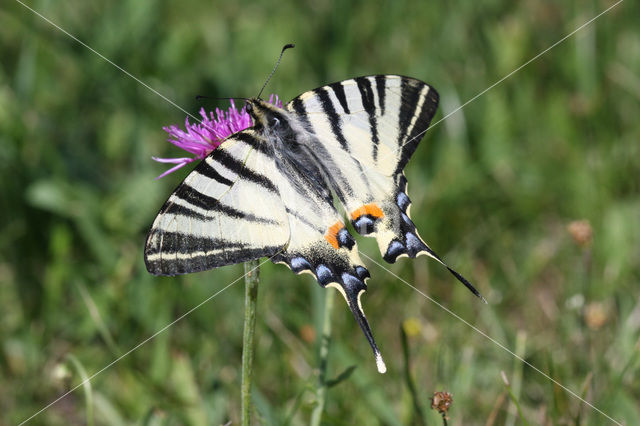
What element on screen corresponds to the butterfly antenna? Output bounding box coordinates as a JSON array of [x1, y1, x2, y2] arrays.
[[257, 43, 295, 99]]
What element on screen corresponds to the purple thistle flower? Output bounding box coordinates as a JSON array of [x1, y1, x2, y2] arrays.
[[153, 95, 283, 179]]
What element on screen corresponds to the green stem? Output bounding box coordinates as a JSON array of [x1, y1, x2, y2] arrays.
[[241, 259, 260, 426], [506, 331, 526, 426], [400, 325, 426, 426], [310, 288, 335, 426], [502, 371, 529, 426], [65, 354, 93, 426]]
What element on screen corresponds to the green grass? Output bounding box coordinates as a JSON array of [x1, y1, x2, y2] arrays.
[[2, 0, 639, 424]]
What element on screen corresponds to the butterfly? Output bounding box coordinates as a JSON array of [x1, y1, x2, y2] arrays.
[[144, 75, 484, 373]]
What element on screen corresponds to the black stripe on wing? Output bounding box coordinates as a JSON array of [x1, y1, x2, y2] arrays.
[[146, 244, 283, 276], [173, 186, 280, 225], [396, 78, 439, 174], [212, 150, 278, 192], [329, 81, 351, 114], [289, 97, 313, 131], [397, 79, 421, 151], [374, 75, 386, 115], [198, 160, 234, 186], [284, 207, 325, 233], [313, 87, 350, 151], [355, 76, 380, 161], [146, 232, 245, 256], [233, 131, 272, 156]]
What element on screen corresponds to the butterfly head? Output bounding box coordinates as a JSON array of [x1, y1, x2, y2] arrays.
[[245, 98, 288, 131]]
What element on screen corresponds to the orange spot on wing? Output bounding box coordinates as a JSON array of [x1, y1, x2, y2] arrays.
[[324, 221, 344, 249], [350, 206, 367, 221], [350, 203, 385, 220], [365, 203, 384, 218]]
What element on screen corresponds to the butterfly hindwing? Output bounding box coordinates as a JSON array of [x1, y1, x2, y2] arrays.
[[256, 111, 386, 371], [269, 189, 386, 371], [145, 130, 290, 275]]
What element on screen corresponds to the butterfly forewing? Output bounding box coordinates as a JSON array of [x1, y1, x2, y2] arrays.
[[145, 131, 290, 275], [288, 75, 438, 176]]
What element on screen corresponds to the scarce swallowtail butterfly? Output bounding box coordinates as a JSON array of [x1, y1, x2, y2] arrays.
[[144, 74, 485, 373]]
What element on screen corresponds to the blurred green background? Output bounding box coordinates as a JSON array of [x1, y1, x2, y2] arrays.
[[2, 0, 639, 424]]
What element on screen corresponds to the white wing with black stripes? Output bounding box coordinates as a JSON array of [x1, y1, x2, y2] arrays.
[[286, 75, 483, 299], [286, 76, 431, 258], [145, 74, 483, 374], [145, 130, 290, 275]]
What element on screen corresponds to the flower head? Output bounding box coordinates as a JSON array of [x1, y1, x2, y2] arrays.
[[567, 219, 592, 248], [430, 391, 453, 418], [153, 95, 283, 178]]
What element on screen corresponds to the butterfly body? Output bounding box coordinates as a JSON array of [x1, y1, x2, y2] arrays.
[[145, 75, 482, 373]]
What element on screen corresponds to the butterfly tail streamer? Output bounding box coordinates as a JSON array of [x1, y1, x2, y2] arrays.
[[372, 174, 486, 302], [424, 248, 487, 303], [330, 277, 387, 374], [445, 265, 487, 304]]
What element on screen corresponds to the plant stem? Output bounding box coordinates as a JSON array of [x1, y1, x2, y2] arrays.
[[241, 259, 260, 426], [501, 371, 529, 426], [400, 325, 426, 426], [310, 288, 335, 426], [506, 331, 526, 426], [65, 354, 94, 426]]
